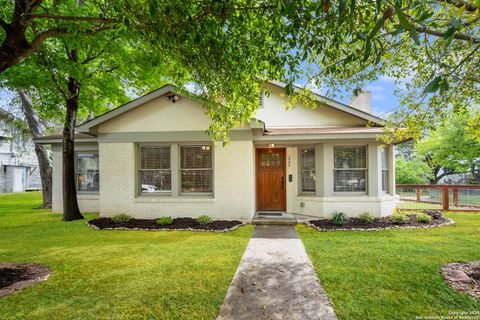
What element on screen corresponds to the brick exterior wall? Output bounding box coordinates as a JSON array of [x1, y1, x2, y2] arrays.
[[98, 141, 256, 220]]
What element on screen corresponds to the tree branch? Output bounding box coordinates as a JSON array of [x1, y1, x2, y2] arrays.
[[415, 26, 479, 43], [27, 13, 117, 23], [443, 0, 478, 13]]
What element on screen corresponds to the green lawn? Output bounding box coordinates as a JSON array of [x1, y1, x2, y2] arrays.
[[298, 213, 480, 320], [0, 192, 251, 320]]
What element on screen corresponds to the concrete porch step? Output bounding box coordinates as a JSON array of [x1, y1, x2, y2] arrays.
[[252, 212, 297, 225]]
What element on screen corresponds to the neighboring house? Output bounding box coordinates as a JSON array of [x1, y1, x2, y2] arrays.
[[0, 132, 42, 193], [35, 81, 396, 220]]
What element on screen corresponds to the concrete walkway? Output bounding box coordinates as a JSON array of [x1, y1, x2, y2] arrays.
[[217, 226, 337, 320]]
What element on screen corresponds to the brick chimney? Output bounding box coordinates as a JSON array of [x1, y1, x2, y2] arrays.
[[349, 91, 372, 114]]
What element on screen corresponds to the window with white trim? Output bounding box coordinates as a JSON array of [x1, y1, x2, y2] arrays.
[[381, 147, 389, 192], [76, 152, 99, 192], [139, 146, 171, 193], [180, 145, 213, 193], [334, 146, 367, 192], [300, 148, 315, 192]]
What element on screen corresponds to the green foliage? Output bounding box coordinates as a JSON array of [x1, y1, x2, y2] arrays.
[[415, 110, 480, 183], [358, 212, 374, 224], [111, 214, 132, 223], [416, 213, 433, 223], [156, 216, 174, 226], [331, 211, 348, 226], [395, 155, 433, 184], [197, 215, 212, 225], [391, 213, 408, 224]]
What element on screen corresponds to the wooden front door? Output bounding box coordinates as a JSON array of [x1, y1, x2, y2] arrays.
[[256, 148, 286, 211]]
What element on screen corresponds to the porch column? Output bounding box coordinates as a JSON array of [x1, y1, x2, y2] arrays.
[[368, 143, 381, 197], [388, 144, 396, 196], [316, 143, 333, 197], [171, 144, 179, 197]]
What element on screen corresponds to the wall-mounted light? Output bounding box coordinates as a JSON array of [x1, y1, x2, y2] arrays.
[[201, 146, 210, 151], [267, 143, 275, 148], [166, 94, 180, 103]]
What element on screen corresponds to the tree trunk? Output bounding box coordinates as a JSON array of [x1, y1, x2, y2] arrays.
[[18, 90, 52, 208], [62, 48, 83, 221], [471, 164, 480, 184]]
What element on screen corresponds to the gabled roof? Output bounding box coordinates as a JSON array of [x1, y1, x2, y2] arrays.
[[267, 80, 385, 126], [76, 84, 181, 132], [75, 81, 385, 133], [34, 132, 97, 144]]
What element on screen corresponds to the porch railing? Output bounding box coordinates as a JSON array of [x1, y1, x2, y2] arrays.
[[396, 184, 480, 212]]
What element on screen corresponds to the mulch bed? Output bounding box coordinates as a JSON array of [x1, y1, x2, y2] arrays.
[[87, 217, 245, 232], [307, 214, 453, 232], [441, 261, 480, 300], [0, 263, 51, 298]]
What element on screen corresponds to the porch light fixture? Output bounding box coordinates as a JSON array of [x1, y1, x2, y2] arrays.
[[166, 94, 179, 103], [201, 146, 210, 151], [267, 143, 275, 148]]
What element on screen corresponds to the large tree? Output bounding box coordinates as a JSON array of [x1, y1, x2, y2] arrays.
[[415, 110, 480, 184]]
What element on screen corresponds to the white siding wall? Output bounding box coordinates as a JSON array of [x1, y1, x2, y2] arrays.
[[99, 140, 255, 221]]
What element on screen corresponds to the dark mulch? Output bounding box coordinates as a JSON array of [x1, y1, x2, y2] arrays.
[[309, 214, 450, 230], [0, 263, 51, 297], [0, 268, 31, 289], [88, 217, 243, 231]]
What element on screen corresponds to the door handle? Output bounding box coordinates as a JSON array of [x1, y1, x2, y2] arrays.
[[281, 176, 284, 191]]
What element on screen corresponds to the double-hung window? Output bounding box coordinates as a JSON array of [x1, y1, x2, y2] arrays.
[[76, 152, 99, 192], [334, 146, 367, 192], [180, 145, 213, 194], [300, 148, 315, 193], [381, 147, 389, 192], [139, 146, 171, 193]]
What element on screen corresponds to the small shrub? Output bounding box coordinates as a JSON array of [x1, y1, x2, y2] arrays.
[[197, 215, 211, 225], [359, 212, 374, 224], [416, 213, 433, 223], [392, 213, 408, 224], [331, 211, 348, 226], [156, 216, 173, 226], [424, 210, 442, 219], [111, 214, 132, 223]]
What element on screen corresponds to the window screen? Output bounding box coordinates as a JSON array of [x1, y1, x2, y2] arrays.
[[334, 146, 367, 192], [139, 146, 171, 193], [300, 148, 315, 192], [180, 145, 213, 193], [76, 153, 99, 192]]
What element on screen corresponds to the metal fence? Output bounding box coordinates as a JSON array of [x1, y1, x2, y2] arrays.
[[396, 184, 480, 212]]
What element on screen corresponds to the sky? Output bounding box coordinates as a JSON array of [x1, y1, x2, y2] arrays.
[[307, 76, 403, 118]]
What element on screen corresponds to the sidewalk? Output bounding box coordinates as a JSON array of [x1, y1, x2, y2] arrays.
[[217, 225, 337, 320]]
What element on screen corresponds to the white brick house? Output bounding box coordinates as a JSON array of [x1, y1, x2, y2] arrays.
[[36, 81, 396, 221]]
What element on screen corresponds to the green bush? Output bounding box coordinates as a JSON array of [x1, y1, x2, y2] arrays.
[[156, 216, 174, 226], [392, 213, 408, 224], [358, 212, 374, 224], [416, 213, 433, 223], [197, 215, 212, 225], [111, 214, 132, 223], [331, 211, 348, 225]]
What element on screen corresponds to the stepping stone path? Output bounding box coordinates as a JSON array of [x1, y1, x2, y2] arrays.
[[217, 225, 337, 320]]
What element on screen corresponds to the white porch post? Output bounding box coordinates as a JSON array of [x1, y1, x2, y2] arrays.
[[389, 144, 396, 196], [316, 143, 333, 197], [368, 143, 381, 197]]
